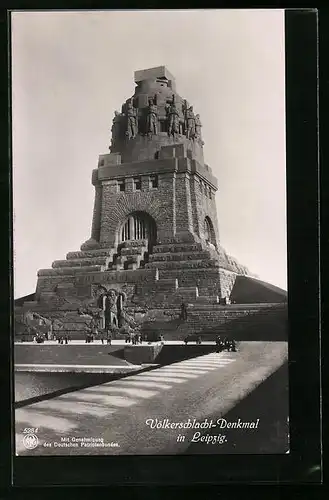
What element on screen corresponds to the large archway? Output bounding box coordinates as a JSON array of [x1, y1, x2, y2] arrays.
[[204, 216, 216, 246], [119, 211, 157, 245], [117, 212, 157, 268]]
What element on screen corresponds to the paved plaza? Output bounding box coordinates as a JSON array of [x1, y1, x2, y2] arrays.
[[15, 341, 287, 456]]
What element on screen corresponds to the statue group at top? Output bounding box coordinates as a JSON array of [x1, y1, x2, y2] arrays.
[[110, 92, 203, 150], [166, 95, 201, 140]]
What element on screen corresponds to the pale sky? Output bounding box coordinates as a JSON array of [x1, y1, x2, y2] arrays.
[[12, 9, 286, 299]]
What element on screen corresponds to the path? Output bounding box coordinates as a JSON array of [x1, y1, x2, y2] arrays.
[[15, 341, 288, 456]]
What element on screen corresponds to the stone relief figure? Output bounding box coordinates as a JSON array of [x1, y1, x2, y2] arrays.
[[116, 291, 126, 327], [93, 286, 127, 330], [166, 94, 180, 137], [110, 110, 123, 149], [104, 289, 118, 329], [185, 105, 196, 140], [146, 95, 158, 136], [194, 113, 202, 140], [126, 99, 138, 139], [182, 99, 188, 134]]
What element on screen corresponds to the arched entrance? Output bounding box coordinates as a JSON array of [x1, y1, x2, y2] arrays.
[[114, 212, 157, 269], [204, 216, 216, 246], [119, 211, 157, 250]]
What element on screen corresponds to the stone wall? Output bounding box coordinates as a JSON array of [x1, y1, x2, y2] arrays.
[[189, 167, 220, 246], [35, 269, 157, 298], [174, 172, 194, 238], [140, 304, 287, 341], [99, 173, 176, 246], [91, 145, 219, 250], [219, 268, 238, 299], [90, 185, 102, 242], [124, 343, 164, 365]]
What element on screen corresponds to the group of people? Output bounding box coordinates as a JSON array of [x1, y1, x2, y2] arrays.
[[31, 333, 71, 344], [85, 330, 112, 344], [125, 330, 142, 345], [215, 335, 237, 353], [56, 335, 71, 345]]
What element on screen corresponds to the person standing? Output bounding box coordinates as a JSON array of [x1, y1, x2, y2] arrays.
[[180, 302, 188, 321]]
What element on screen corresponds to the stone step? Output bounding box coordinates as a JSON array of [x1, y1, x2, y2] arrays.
[[178, 286, 198, 293], [159, 270, 221, 289], [145, 260, 219, 270], [114, 255, 144, 271], [197, 287, 221, 296], [115, 255, 141, 264], [37, 266, 102, 276], [196, 296, 219, 304], [135, 279, 178, 294], [66, 249, 113, 260], [153, 243, 203, 253], [187, 303, 283, 312], [157, 278, 179, 286], [120, 239, 148, 248], [149, 251, 211, 262], [179, 290, 198, 298], [52, 257, 108, 268], [120, 247, 146, 256]]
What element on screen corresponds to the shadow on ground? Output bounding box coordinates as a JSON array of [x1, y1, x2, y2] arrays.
[[184, 361, 289, 454]]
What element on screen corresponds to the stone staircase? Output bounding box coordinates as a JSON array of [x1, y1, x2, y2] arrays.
[[35, 236, 238, 310], [19, 238, 277, 341], [109, 240, 149, 271], [52, 248, 115, 272]]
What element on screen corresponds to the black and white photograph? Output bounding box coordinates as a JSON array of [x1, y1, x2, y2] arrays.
[[12, 9, 289, 457]]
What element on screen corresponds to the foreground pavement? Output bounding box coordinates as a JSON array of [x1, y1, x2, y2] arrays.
[[15, 341, 288, 456]]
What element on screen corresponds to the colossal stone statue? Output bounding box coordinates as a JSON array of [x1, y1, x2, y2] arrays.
[[167, 94, 180, 137], [104, 289, 118, 329], [185, 105, 196, 140], [146, 95, 158, 136], [126, 99, 138, 139], [110, 110, 124, 150], [94, 286, 127, 331], [195, 113, 202, 140]]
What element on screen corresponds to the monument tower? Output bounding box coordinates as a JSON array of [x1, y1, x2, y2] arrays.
[[17, 67, 272, 334]]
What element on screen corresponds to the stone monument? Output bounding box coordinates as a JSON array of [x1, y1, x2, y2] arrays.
[[15, 66, 285, 337]]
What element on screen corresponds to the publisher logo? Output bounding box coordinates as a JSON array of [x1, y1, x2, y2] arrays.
[[23, 433, 38, 450]]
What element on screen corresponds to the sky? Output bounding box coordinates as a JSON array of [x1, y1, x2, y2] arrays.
[[11, 9, 286, 299]]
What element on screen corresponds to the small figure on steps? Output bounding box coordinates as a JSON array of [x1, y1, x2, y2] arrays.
[[180, 302, 188, 321]]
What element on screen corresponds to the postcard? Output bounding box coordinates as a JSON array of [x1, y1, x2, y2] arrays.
[[12, 9, 290, 459]]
